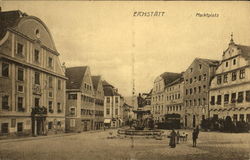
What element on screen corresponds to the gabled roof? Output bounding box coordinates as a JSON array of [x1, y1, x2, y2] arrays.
[[160, 72, 182, 86], [91, 76, 101, 91], [236, 44, 250, 60], [102, 80, 114, 88], [166, 76, 184, 87], [195, 58, 220, 67], [65, 66, 87, 89]]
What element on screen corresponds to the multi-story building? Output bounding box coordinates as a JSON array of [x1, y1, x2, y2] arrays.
[[91, 75, 104, 130], [151, 72, 181, 123], [209, 36, 250, 123], [183, 58, 219, 128], [103, 80, 124, 128], [65, 66, 95, 132], [0, 10, 67, 137], [165, 75, 184, 126]]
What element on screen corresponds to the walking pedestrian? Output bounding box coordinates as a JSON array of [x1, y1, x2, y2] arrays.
[[169, 129, 177, 148], [192, 129, 198, 147]]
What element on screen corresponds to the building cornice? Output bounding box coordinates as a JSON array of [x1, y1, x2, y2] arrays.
[[210, 81, 250, 91], [221, 54, 239, 63], [0, 54, 67, 80], [214, 65, 250, 77]]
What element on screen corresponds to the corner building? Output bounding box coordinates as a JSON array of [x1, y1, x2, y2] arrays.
[[209, 37, 250, 123], [165, 75, 184, 127], [91, 76, 104, 130], [0, 10, 67, 137], [151, 72, 181, 123], [103, 80, 124, 128], [65, 66, 95, 132], [183, 58, 219, 128]]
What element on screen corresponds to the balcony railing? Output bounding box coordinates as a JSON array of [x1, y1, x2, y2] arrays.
[[31, 106, 47, 115]]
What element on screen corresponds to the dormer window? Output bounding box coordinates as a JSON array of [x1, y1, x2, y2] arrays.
[[225, 61, 228, 67], [199, 64, 202, 69], [190, 68, 193, 72]]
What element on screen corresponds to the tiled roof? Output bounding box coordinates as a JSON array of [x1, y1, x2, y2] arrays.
[[65, 66, 87, 89], [102, 80, 122, 97], [166, 76, 184, 87], [237, 44, 250, 59], [196, 58, 220, 66], [0, 10, 24, 38], [160, 72, 182, 86], [102, 80, 114, 88], [91, 76, 101, 91], [103, 87, 114, 96]]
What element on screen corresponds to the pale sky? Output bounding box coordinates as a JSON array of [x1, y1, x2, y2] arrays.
[[2, 1, 250, 97]]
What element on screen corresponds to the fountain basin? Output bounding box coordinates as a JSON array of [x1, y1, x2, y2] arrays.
[[117, 129, 162, 136]]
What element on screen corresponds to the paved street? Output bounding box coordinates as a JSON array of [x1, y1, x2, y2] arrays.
[[0, 130, 250, 160]]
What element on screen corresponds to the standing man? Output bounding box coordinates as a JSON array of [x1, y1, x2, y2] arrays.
[[169, 129, 177, 148], [192, 129, 198, 147]]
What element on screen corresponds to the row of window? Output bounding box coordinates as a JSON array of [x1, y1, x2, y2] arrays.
[[106, 108, 119, 115], [1, 63, 62, 89], [80, 109, 95, 116], [1, 96, 62, 113], [217, 69, 245, 85], [0, 120, 62, 134], [84, 83, 92, 91], [167, 105, 182, 112], [166, 84, 181, 92], [106, 97, 119, 103], [1, 122, 24, 134], [185, 98, 207, 107], [190, 64, 203, 73], [185, 85, 207, 95], [185, 74, 207, 84], [224, 58, 237, 68], [152, 94, 164, 102], [210, 91, 250, 105], [166, 93, 181, 101], [16, 43, 54, 68], [95, 99, 104, 106]]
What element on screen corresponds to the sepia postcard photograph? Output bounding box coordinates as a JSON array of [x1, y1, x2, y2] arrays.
[[0, 1, 250, 160]]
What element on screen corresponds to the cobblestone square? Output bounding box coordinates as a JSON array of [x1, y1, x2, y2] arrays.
[[0, 130, 249, 160]]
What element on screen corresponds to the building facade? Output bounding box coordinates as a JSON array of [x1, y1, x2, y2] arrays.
[[165, 76, 184, 126], [209, 37, 250, 123], [183, 58, 219, 128], [151, 72, 181, 123], [103, 80, 124, 128], [65, 66, 95, 132], [91, 75, 104, 130], [0, 10, 67, 138]]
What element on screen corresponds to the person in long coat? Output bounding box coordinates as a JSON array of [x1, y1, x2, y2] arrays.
[[169, 129, 177, 148], [192, 129, 198, 147]]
